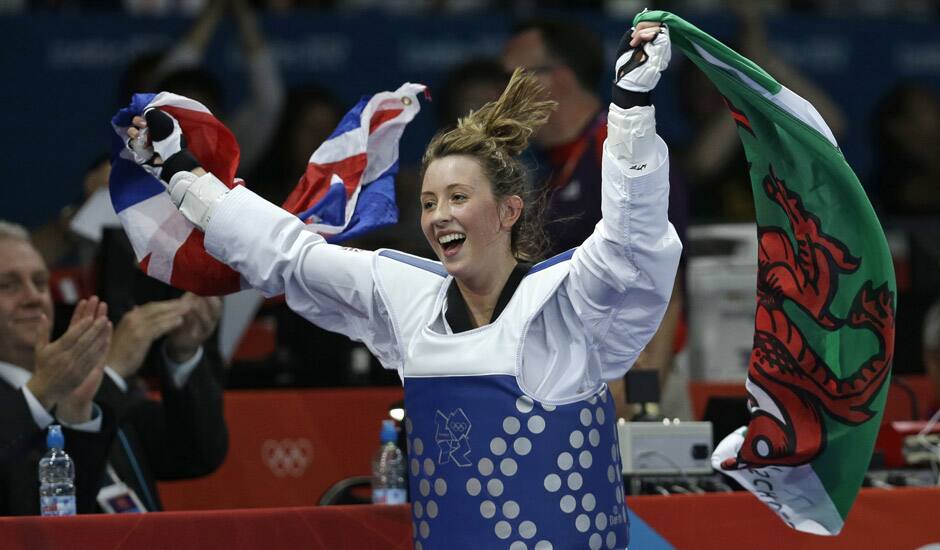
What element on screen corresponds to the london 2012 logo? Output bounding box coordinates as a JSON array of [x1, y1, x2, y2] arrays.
[[435, 409, 472, 467]]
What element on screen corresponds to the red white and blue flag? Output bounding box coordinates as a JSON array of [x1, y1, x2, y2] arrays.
[[109, 84, 426, 296]]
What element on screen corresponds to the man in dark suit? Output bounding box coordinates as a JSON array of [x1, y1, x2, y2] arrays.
[[0, 220, 227, 514], [0, 221, 115, 514], [94, 291, 228, 512]]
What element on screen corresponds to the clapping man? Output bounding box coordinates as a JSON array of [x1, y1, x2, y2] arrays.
[[0, 220, 227, 514], [95, 290, 228, 512], [0, 221, 114, 514]]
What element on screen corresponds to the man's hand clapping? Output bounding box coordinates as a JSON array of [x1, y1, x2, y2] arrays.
[[26, 297, 112, 422], [165, 293, 222, 364], [107, 293, 222, 380]]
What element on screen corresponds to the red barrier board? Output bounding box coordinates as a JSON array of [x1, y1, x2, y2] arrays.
[[1, 490, 938, 549], [158, 387, 403, 510], [633, 487, 940, 549]]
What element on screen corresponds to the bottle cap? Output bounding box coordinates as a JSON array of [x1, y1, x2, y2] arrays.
[[46, 424, 65, 450], [380, 419, 397, 444]]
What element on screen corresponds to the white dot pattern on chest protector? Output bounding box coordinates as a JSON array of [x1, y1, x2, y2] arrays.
[[407, 384, 626, 549], [516, 396, 535, 413], [527, 415, 546, 434], [503, 500, 520, 519], [466, 477, 481, 496]]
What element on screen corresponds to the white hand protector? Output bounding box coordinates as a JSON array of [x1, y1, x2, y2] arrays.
[[167, 171, 230, 232], [613, 25, 671, 93], [125, 108, 228, 231], [126, 108, 195, 183]]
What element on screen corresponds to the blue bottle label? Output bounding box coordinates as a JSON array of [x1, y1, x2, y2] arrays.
[[373, 488, 407, 505], [40, 495, 76, 516]]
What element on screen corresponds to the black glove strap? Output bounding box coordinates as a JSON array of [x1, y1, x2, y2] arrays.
[[612, 36, 652, 109], [161, 150, 200, 183], [612, 87, 651, 109]]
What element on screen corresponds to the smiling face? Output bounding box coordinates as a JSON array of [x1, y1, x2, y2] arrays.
[[0, 238, 53, 369], [421, 155, 520, 288]]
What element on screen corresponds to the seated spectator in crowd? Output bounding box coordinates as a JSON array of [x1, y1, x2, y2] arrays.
[[869, 81, 940, 219], [0, 221, 227, 514], [924, 299, 940, 414], [1, 222, 113, 514]]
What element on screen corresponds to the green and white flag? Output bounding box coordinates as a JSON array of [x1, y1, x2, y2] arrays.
[[635, 11, 897, 535]]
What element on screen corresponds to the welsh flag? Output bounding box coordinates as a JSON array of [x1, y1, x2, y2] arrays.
[[635, 11, 896, 535]]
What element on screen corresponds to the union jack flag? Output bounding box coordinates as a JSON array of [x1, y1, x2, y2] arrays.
[[109, 83, 426, 296]]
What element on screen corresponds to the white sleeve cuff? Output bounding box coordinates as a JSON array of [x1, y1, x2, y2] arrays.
[[606, 104, 658, 174], [104, 366, 129, 393], [162, 344, 204, 388], [58, 403, 103, 433], [20, 386, 54, 430]]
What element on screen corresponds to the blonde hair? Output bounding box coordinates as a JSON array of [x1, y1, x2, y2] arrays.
[[422, 68, 557, 262]]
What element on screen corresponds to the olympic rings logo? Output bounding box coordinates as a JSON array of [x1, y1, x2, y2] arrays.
[[261, 438, 313, 478]]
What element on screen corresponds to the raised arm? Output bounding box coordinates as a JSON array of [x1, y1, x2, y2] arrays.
[[125, 112, 399, 365], [566, 23, 682, 380]]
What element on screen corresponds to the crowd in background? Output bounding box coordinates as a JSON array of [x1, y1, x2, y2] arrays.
[[0, 0, 940, 514], [1, 0, 939, 514], [3, 0, 938, 16]]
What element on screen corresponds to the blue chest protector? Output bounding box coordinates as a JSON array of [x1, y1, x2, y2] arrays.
[[405, 377, 628, 550], [373, 250, 629, 549]]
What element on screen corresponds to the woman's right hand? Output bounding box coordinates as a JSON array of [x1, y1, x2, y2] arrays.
[[614, 21, 671, 94], [127, 109, 191, 183]]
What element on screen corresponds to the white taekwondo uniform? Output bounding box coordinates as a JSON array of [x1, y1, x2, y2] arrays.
[[202, 105, 681, 550]]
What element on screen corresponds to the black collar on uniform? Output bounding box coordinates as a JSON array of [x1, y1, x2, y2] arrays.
[[445, 263, 532, 334]]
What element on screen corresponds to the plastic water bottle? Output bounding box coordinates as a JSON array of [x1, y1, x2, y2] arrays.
[[371, 420, 406, 505], [39, 425, 76, 516]]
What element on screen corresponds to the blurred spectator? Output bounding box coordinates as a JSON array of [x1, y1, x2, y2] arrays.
[[0, 221, 227, 514], [501, 17, 606, 253], [435, 57, 508, 129], [674, 2, 845, 221], [122, 0, 207, 15], [869, 81, 940, 218], [30, 156, 111, 270], [503, 17, 687, 421], [338, 0, 494, 15], [95, 288, 228, 512], [924, 299, 940, 413], [149, 0, 285, 175], [1, 221, 113, 515], [0, 0, 27, 12], [250, 84, 345, 205]]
